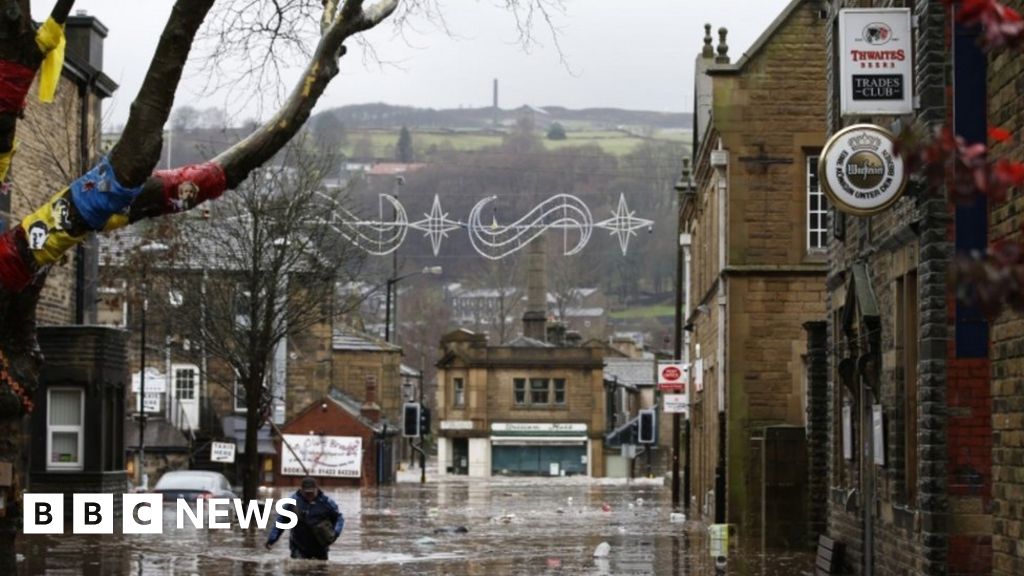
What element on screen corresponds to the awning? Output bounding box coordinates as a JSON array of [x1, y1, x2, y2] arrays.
[[490, 436, 588, 446], [221, 415, 276, 455]]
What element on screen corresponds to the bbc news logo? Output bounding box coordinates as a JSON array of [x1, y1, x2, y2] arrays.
[[23, 494, 299, 534]]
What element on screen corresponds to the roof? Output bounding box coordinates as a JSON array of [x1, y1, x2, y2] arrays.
[[400, 364, 422, 378], [365, 163, 427, 176], [505, 336, 553, 348], [604, 358, 656, 388], [332, 329, 400, 352], [563, 307, 605, 318], [708, 0, 807, 75], [326, 389, 395, 434]]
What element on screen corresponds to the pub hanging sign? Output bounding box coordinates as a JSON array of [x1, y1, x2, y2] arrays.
[[839, 8, 913, 116], [819, 124, 908, 216]]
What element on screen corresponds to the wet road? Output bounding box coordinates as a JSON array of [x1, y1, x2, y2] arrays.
[[17, 474, 812, 575]]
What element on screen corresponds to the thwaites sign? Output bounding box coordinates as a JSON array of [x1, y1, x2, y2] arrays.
[[839, 8, 913, 116]]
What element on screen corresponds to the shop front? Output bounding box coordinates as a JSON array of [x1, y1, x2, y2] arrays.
[[490, 423, 589, 477]]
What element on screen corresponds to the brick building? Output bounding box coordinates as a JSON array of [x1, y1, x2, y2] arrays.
[[816, 2, 994, 575], [987, 1, 1024, 574], [681, 0, 827, 548]]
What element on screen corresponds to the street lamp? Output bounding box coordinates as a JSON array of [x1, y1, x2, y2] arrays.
[[384, 266, 442, 343], [137, 241, 168, 489]]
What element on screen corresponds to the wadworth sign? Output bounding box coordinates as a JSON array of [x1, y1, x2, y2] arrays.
[[839, 8, 914, 116], [820, 124, 908, 216]]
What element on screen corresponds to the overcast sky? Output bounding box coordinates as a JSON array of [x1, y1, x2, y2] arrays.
[[33, 0, 793, 129]]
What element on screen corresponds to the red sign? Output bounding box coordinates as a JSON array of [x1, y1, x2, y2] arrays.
[[658, 362, 687, 392]]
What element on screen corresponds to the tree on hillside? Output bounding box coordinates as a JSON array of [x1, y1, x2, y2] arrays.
[[395, 125, 414, 162], [312, 112, 348, 153], [546, 121, 566, 140], [0, 0, 578, 567]]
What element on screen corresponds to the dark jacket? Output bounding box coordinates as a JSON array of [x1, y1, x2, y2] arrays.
[[267, 489, 345, 558]]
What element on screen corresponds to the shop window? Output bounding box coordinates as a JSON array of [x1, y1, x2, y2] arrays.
[[48, 388, 84, 471]]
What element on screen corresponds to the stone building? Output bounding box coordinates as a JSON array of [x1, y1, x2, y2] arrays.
[[681, 0, 828, 548], [434, 241, 607, 477], [986, 1, 1024, 574], [815, 2, 994, 575]]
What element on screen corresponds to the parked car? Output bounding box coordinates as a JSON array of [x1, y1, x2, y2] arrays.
[[152, 470, 237, 501]]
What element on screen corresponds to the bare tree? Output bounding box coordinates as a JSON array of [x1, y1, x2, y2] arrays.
[[152, 141, 363, 500], [467, 256, 524, 344]]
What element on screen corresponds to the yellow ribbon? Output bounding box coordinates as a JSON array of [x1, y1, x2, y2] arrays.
[[0, 139, 18, 182], [21, 189, 84, 266], [34, 17, 66, 103]]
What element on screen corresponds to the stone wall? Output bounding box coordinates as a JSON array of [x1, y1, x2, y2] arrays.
[[987, 1, 1024, 574]]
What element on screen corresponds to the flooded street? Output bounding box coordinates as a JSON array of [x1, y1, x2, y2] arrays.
[[17, 474, 812, 576]]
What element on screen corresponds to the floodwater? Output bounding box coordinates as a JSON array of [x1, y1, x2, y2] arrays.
[[16, 473, 812, 576]]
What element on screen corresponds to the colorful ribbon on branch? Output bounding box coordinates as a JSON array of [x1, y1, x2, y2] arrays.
[[0, 60, 36, 113], [35, 17, 66, 103], [153, 161, 228, 213], [20, 188, 82, 265], [69, 156, 144, 230], [0, 227, 34, 292]]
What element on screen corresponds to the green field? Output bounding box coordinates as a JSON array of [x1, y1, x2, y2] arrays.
[[609, 305, 676, 320], [342, 128, 691, 158]]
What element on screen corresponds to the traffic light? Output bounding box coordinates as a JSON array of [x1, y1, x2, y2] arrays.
[[638, 409, 656, 444], [402, 402, 421, 438], [419, 406, 431, 437]]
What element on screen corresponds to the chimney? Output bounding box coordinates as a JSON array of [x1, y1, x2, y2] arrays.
[[361, 376, 381, 422], [546, 322, 567, 347], [65, 11, 108, 71], [565, 330, 583, 347], [522, 236, 548, 341]]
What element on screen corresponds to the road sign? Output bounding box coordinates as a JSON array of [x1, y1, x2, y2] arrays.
[[658, 362, 687, 391], [663, 394, 688, 414], [210, 441, 236, 463]]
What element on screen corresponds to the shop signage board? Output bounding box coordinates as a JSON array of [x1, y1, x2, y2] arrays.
[[819, 124, 908, 216], [281, 434, 362, 478], [657, 362, 687, 392], [210, 441, 236, 463], [839, 8, 913, 116], [663, 394, 688, 414]]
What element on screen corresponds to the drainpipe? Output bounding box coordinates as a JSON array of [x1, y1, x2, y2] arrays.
[[714, 141, 728, 525], [75, 72, 98, 324]]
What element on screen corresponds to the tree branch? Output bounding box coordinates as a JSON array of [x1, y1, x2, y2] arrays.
[[108, 0, 216, 187]]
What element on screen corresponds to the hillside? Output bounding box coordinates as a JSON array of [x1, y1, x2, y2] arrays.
[[313, 103, 692, 132]]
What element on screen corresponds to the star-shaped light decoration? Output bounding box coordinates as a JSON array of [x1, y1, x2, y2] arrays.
[[595, 193, 654, 255], [410, 195, 462, 256]]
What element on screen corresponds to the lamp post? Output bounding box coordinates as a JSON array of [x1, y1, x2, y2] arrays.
[[673, 160, 696, 511], [384, 266, 442, 343], [137, 241, 169, 489]]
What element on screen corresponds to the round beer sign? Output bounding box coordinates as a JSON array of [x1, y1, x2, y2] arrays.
[[819, 123, 907, 216]]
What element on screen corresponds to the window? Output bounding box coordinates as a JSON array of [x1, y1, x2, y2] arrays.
[[48, 388, 84, 471], [235, 374, 268, 412], [530, 379, 550, 404], [554, 379, 566, 405], [175, 367, 197, 400], [807, 155, 827, 252], [453, 378, 465, 407], [513, 378, 526, 406]]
